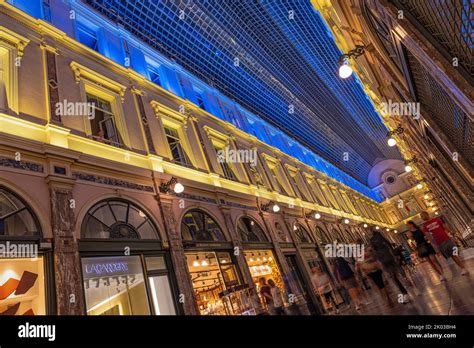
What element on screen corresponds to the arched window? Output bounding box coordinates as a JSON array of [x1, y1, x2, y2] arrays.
[[181, 209, 225, 242], [0, 187, 41, 237], [81, 199, 159, 239], [237, 216, 268, 242], [292, 223, 312, 244], [316, 226, 330, 244]]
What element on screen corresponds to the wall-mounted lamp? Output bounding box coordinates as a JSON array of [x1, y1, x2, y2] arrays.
[[159, 177, 184, 194], [261, 200, 280, 213], [386, 125, 404, 147], [404, 157, 418, 173], [337, 45, 366, 79], [305, 211, 321, 219]]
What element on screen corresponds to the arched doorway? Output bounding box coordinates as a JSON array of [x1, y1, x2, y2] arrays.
[[181, 209, 251, 315], [79, 198, 178, 316]]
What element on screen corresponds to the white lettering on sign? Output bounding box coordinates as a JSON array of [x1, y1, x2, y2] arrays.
[[84, 262, 129, 275]]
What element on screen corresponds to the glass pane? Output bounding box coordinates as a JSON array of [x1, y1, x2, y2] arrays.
[[137, 220, 157, 239], [145, 256, 167, 271], [3, 210, 38, 237], [0, 257, 45, 315], [148, 275, 176, 315], [110, 202, 128, 223], [127, 206, 148, 229], [91, 203, 115, 227], [82, 256, 150, 315]]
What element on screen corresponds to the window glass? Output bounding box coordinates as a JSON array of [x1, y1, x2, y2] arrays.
[[145, 256, 167, 271], [164, 126, 191, 166], [237, 217, 267, 242], [0, 187, 40, 237], [148, 275, 175, 315], [81, 200, 159, 240], [0, 257, 45, 315], [82, 256, 150, 315], [76, 22, 99, 51], [86, 94, 122, 146], [214, 146, 237, 181], [181, 210, 225, 242]]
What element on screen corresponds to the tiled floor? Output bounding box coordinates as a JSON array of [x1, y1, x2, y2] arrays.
[[336, 257, 474, 315]]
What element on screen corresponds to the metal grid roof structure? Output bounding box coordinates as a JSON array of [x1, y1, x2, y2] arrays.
[[83, 0, 402, 185]]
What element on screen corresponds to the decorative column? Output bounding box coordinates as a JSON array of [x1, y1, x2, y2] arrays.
[[47, 178, 85, 314], [157, 195, 199, 315]]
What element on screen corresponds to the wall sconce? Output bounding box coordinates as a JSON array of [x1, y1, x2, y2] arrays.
[[261, 200, 280, 213], [159, 177, 184, 194], [386, 125, 404, 147], [404, 157, 418, 173], [305, 211, 321, 219], [337, 45, 366, 79]]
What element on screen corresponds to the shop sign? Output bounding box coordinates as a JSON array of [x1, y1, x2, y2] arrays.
[[83, 261, 130, 278]]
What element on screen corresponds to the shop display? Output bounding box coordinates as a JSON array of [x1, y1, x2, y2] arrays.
[[0, 257, 45, 315], [82, 255, 150, 315], [244, 250, 287, 308], [185, 251, 254, 315]]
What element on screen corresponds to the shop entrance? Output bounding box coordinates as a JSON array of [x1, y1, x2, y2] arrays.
[[244, 250, 288, 313], [185, 250, 252, 315]]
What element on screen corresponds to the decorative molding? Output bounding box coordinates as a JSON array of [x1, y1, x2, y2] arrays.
[[70, 61, 127, 102], [0, 26, 29, 57], [72, 172, 154, 192], [0, 158, 44, 173]]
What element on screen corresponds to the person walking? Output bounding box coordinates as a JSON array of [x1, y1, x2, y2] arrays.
[[310, 267, 340, 314], [258, 277, 273, 314], [420, 211, 468, 276], [370, 230, 410, 303], [406, 220, 445, 281], [355, 239, 393, 307], [267, 279, 285, 315], [333, 257, 363, 310]]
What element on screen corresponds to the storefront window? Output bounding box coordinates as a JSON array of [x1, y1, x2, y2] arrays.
[[181, 210, 225, 242], [82, 255, 150, 315], [244, 250, 287, 310], [237, 217, 267, 242], [185, 251, 251, 315], [293, 223, 312, 244], [0, 257, 45, 315]]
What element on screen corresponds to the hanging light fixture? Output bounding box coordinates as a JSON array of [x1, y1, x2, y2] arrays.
[[386, 125, 404, 147], [375, 226, 380, 230], [315, 213, 321, 219], [338, 58, 353, 79], [416, 183, 423, 190], [363, 223, 368, 228], [404, 157, 418, 173], [344, 218, 350, 224], [337, 45, 365, 79]]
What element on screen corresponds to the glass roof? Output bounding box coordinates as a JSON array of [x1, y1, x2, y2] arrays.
[[83, 0, 402, 185]]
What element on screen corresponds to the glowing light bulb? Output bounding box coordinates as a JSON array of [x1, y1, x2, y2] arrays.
[[272, 204, 280, 213], [405, 165, 413, 173], [201, 260, 209, 267], [344, 219, 349, 224], [363, 223, 368, 228], [173, 182, 184, 194], [417, 183, 423, 190], [424, 195, 429, 199], [339, 63, 353, 79], [387, 138, 397, 147], [315, 213, 321, 219], [375, 226, 380, 230], [193, 260, 200, 267]]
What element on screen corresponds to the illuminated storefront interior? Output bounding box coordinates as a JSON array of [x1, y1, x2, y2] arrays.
[[80, 199, 177, 316]]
